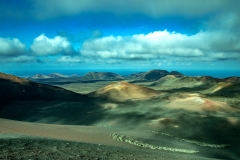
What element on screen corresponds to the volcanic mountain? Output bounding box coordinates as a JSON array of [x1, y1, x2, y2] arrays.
[[79, 72, 124, 81], [151, 75, 203, 89], [89, 81, 162, 101], [127, 72, 145, 79], [152, 75, 240, 96], [134, 69, 183, 81], [0, 72, 91, 108]]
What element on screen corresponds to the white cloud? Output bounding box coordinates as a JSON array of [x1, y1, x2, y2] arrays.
[[10, 56, 37, 63], [0, 55, 37, 63], [0, 37, 26, 56], [57, 56, 81, 63], [30, 34, 75, 56], [80, 30, 240, 62]]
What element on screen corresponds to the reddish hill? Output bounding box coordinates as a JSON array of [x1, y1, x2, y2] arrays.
[[89, 81, 161, 101]]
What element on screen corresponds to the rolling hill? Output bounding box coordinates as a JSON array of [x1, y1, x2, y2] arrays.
[[89, 81, 162, 101], [133, 69, 183, 81]]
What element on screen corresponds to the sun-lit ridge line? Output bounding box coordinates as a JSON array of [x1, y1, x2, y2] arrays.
[[110, 133, 198, 153], [146, 130, 231, 148]]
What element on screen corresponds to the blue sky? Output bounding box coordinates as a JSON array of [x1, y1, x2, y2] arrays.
[[0, 0, 240, 76]]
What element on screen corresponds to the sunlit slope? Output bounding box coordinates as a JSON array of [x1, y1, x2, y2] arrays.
[[203, 82, 240, 98], [89, 81, 162, 101], [164, 93, 239, 112], [152, 75, 202, 89]]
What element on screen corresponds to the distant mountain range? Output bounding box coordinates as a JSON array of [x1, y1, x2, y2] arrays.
[[28, 73, 78, 79], [1, 71, 240, 108], [21, 69, 240, 91], [27, 69, 183, 83]]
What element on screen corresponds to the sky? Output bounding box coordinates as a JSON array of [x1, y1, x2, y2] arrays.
[[0, 0, 240, 77]]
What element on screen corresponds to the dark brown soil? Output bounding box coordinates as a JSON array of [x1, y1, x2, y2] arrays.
[[0, 137, 211, 160]]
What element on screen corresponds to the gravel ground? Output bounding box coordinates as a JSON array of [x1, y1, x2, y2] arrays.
[[0, 136, 214, 160]]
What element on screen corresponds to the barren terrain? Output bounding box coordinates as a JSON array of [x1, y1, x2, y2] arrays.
[[0, 73, 240, 159]]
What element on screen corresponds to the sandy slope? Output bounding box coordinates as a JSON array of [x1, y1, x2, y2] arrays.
[[0, 118, 234, 160], [0, 118, 131, 148]]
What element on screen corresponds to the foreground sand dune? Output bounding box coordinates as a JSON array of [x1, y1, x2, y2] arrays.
[[0, 118, 132, 148]]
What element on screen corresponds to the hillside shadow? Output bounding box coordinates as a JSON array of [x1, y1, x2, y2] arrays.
[[153, 109, 240, 160], [91, 98, 240, 159], [0, 99, 108, 125]]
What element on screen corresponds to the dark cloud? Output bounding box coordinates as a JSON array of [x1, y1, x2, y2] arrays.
[[1, 0, 239, 20], [31, 0, 239, 19], [0, 0, 36, 20]]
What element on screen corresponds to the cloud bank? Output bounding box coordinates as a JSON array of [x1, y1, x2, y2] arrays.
[[0, 34, 76, 63], [1, 29, 240, 65], [80, 30, 240, 62]]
